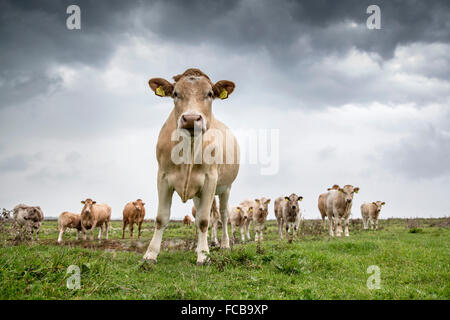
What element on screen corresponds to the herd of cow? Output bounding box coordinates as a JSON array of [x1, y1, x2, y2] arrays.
[[5, 68, 385, 266]]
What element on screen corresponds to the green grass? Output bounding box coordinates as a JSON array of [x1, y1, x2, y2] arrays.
[[0, 218, 449, 299]]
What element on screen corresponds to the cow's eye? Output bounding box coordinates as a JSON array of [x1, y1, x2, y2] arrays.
[[173, 92, 178, 98], [207, 92, 213, 98]]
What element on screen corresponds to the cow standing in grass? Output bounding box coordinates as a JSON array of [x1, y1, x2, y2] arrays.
[[318, 184, 340, 230], [143, 68, 240, 265], [325, 185, 359, 237], [183, 215, 192, 226], [57, 212, 83, 242], [229, 205, 251, 243], [252, 198, 270, 241], [361, 201, 385, 230], [122, 199, 146, 239], [192, 197, 221, 246], [274, 194, 303, 242], [80, 198, 111, 241], [13, 204, 44, 240], [239, 199, 256, 241]]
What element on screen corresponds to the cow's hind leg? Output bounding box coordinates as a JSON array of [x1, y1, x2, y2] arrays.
[[129, 219, 134, 239], [98, 224, 104, 241], [122, 220, 128, 239], [105, 219, 110, 240], [344, 218, 350, 237], [57, 225, 65, 243], [143, 174, 174, 263], [138, 221, 143, 239]]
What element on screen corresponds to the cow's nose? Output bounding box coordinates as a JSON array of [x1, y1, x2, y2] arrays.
[[180, 114, 203, 129], [346, 199, 352, 203], [292, 206, 296, 210]]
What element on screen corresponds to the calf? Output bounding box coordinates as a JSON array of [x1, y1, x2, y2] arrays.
[[183, 215, 192, 226], [122, 199, 146, 239], [318, 184, 340, 230], [239, 199, 256, 241], [192, 197, 221, 246], [13, 204, 44, 240], [361, 201, 385, 230], [325, 185, 359, 237], [57, 211, 83, 243], [252, 197, 270, 241], [229, 205, 251, 243], [274, 194, 303, 242], [80, 198, 111, 241], [144, 68, 240, 265]]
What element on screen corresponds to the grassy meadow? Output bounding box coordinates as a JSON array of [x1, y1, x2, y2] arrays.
[[0, 217, 449, 299]]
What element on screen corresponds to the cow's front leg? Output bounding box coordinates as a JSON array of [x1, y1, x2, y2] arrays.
[[211, 221, 218, 247], [245, 220, 251, 241], [375, 219, 378, 230], [76, 229, 80, 241], [239, 225, 245, 242], [328, 216, 335, 237], [254, 223, 259, 242], [277, 218, 283, 239], [57, 226, 65, 243], [218, 186, 231, 249], [344, 218, 350, 237], [143, 174, 173, 263], [90, 222, 97, 240], [98, 223, 104, 240], [81, 225, 87, 240], [260, 223, 264, 241], [335, 217, 343, 237]]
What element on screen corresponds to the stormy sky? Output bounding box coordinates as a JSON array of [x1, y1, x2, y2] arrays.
[[1, 0, 449, 220]]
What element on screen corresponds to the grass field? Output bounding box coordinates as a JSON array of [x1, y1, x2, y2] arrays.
[[0, 217, 449, 300]]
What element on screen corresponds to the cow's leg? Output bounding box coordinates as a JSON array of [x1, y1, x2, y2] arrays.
[[81, 225, 87, 240], [122, 220, 128, 239], [35, 223, 41, 240], [138, 221, 143, 239], [76, 229, 80, 241], [239, 225, 245, 242], [98, 224, 104, 240], [363, 217, 368, 230], [335, 217, 342, 237], [254, 223, 259, 242], [328, 216, 335, 237], [231, 223, 236, 243], [129, 219, 134, 239], [375, 219, 378, 230], [143, 175, 174, 263], [277, 218, 283, 239], [105, 219, 110, 240], [218, 186, 231, 249], [211, 221, 218, 247], [246, 220, 252, 241], [57, 226, 65, 243], [344, 218, 350, 237]]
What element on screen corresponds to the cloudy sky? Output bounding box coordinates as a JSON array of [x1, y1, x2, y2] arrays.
[[1, 0, 449, 220]]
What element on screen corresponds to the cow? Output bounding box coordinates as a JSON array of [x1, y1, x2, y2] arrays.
[[57, 211, 83, 243], [80, 198, 111, 241], [325, 185, 359, 237], [229, 205, 251, 243], [122, 199, 146, 239], [12, 204, 44, 240], [274, 194, 303, 242], [143, 68, 240, 265], [318, 184, 340, 230], [183, 215, 192, 226], [252, 197, 271, 241], [239, 199, 256, 241], [192, 197, 221, 246], [361, 201, 385, 230]]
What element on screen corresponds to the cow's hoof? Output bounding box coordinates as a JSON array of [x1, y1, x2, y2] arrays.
[[288, 239, 293, 244], [196, 260, 210, 266], [140, 259, 156, 271], [211, 241, 217, 247]]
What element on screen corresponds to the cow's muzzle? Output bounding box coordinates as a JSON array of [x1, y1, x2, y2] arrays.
[[179, 113, 204, 131]]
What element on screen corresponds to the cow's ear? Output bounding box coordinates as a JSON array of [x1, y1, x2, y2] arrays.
[[372, 202, 377, 206], [298, 196, 303, 201], [213, 80, 235, 99], [132, 201, 137, 206], [381, 202, 386, 205], [265, 199, 271, 204], [92, 201, 96, 204], [148, 78, 174, 97], [284, 197, 289, 201], [338, 188, 343, 193], [327, 188, 331, 191], [81, 201, 85, 204], [354, 187, 359, 194], [249, 207, 253, 212], [142, 202, 146, 206], [255, 199, 260, 204], [236, 206, 241, 212]]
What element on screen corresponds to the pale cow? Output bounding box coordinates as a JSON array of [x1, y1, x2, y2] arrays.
[[361, 201, 385, 230], [143, 68, 240, 265], [252, 197, 271, 241], [318, 184, 340, 230], [80, 198, 111, 241], [229, 205, 251, 243], [192, 197, 221, 246], [57, 212, 83, 243], [13, 204, 44, 240], [325, 185, 359, 237], [122, 199, 146, 239], [274, 194, 303, 242], [239, 199, 256, 241]]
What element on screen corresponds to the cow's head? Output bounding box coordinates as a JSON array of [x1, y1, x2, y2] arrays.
[[236, 205, 250, 221], [255, 197, 270, 218], [148, 68, 235, 133], [284, 194, 302, 216], [338, 185, 359, 204], [133, 199, 145, 212], [81, 198, 96, 216], [372, 201, 385, 213]]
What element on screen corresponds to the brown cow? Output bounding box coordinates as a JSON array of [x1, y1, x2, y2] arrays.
[[229, 205, 251, 243], [13, 204, 44, 240], [183, 215, 192, 226], [361, 201, 385, 230], [274, 194, 303, 242], [192, 197, 221, 246], [143, 68, 240, 265], [238, 199, 256, 241], [57, 211, 83, 243], [122, 199, 146, 239], [250, 198, 271, 241], [318, 184, 340, 230], [80, 198, 111, 241], [325, 185, 359, 237]]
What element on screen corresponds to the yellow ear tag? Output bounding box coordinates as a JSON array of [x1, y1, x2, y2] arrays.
[[156, 86, 165, 97], [219, 89, 228, 99], [355, 189, 359, 194], [249, 208, 253, 212], [237, 208, 240, 212], [285, 199, 288, 202]]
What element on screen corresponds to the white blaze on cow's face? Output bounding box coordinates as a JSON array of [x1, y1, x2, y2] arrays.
[[339, 185, 359, 203], [255, 198, 271, 217], [373, 201, 385, 213], [237, 206, 250, 221]]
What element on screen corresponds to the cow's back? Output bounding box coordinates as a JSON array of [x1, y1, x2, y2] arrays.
[[123, 202, 137, 221], [59, 212, 81, 229], [361, 203, 375, 218], [93, 204, 111, 223]]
